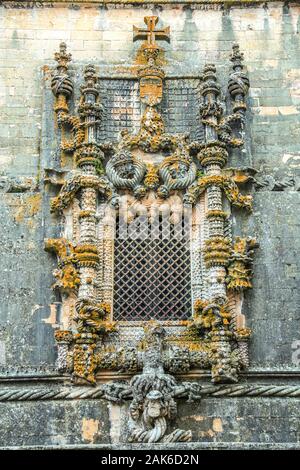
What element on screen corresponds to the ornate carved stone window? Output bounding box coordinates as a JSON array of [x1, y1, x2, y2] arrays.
[[46, 17, 257, 443]]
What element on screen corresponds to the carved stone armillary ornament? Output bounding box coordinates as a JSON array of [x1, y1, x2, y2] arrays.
[[45, 17, 257, 443]]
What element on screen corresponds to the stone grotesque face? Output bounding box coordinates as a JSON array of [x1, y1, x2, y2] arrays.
[[145, 390, 164, 418]]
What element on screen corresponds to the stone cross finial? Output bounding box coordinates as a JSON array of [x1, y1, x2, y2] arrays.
[[230, 43, 244, 68], [133, 16, 170, 48], [54, 42, 72, 71]]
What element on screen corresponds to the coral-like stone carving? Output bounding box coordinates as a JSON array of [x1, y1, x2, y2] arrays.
[[203, 237, 232, 268], [192, 301, 240, 383], [50, 174, 111, 214], [45, 238, 80, 293], [183, 39, 254, 383], [144, 164, 160, 190], [184, 174, 253, 211], [227, 237, 258, 290], [72, 299, 114, 384]]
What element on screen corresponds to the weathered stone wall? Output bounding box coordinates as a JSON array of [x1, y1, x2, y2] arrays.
[[0, 1, 299, 448], [1, 397, 300, 447]]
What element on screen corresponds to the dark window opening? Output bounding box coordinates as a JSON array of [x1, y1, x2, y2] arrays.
[[113, 215, 191, 321]]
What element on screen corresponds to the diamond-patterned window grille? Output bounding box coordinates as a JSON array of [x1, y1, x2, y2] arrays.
[[113, 215, 192, 321]]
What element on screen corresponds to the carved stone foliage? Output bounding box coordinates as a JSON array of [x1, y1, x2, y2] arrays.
[[45, 17, 256, 443], [227, 237, 258, 291], [44, 238, 80, 293]]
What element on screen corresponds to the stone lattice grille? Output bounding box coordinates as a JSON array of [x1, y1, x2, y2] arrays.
[[98, 79, 141, 142], [96, 78, 203, 143], [113, 217, 192, 321], [162, 79, 203, 141]]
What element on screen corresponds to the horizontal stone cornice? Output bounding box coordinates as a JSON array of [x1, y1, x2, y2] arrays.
[[1, 383, 300, 401], [0, 0, 287, 6]]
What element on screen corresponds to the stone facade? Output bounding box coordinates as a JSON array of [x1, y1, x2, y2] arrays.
[[0, 0, 299, 449]]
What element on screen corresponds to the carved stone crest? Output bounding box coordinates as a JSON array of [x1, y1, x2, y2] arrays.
[[139, 75, 163, 106]]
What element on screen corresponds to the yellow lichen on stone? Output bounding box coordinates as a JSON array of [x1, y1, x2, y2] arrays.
[[212, 418, 223, 433], [81, 418, 99, 443], [10, 193, 41, 226]]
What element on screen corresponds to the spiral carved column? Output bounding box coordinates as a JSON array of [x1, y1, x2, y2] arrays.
[[199, 64, 229, 303]]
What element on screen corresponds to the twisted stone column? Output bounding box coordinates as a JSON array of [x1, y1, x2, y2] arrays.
[[199, 64, 229, 303], [76, 65, 103, 303]]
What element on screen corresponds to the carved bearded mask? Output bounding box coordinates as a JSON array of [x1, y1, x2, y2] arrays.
[[145, 390, 164, 418]]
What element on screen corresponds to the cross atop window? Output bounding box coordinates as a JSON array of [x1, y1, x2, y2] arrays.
[[133, 16, 170, 48]]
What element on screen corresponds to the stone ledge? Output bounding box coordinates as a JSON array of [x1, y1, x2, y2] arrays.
[[0, 0, 287, 6], [1, 369, 300, 382]]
